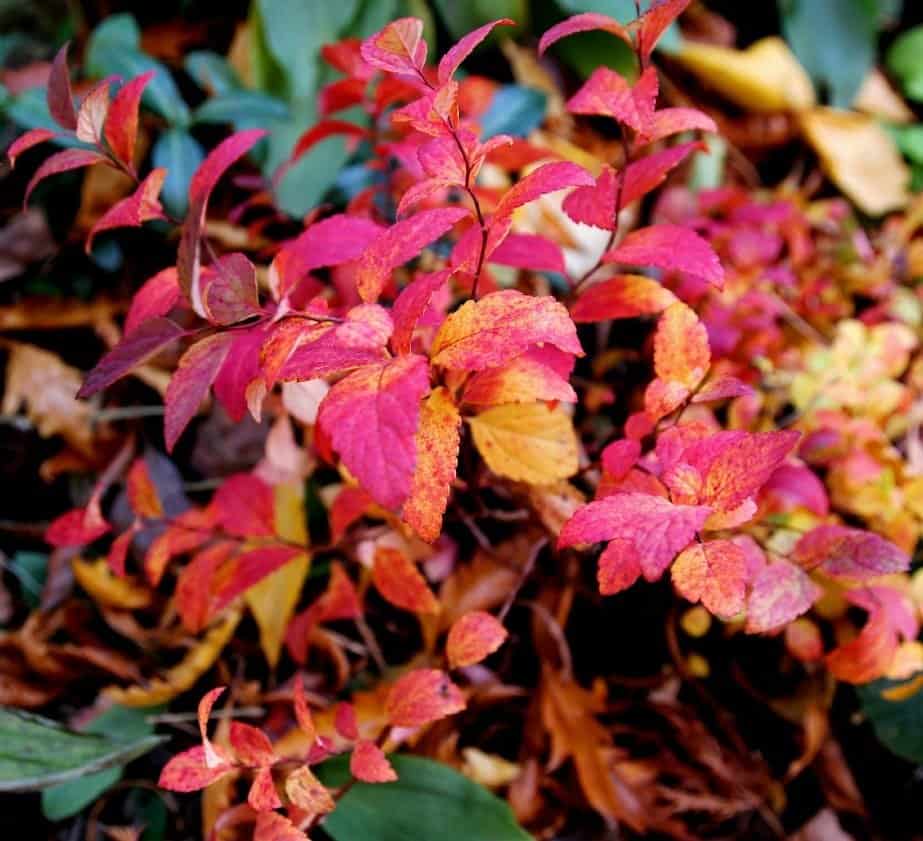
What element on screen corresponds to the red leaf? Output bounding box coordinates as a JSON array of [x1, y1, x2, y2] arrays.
[[437, 19, 514, 84], [231, 722, 277, 766], [199, 253, 261, 325], [176, 542, 237, 632], [462, 349, 577, 406], [334, 702, 359, 740], [79, 317, 186, 398], [632, 0, 692, 60], [212, 473, 276, 537], [493, 161, 594, 219], [24, 148, 105, 206], [6, 128, 56, 167], [360, 18, 428, 76], [373, 547, 439, 614], [792, 525, 909, 581], [603, 224, 724, 288], [354, 207, 469, 302], [158, 745, 234, 792], [567, 67, 658, 133], [446, 611, 507, 668], [47, 44, 77, 130], [642, 108, 717, 144], [391, 269, 450, 355], [571, 274, 676, 323], [107, 525, 138, 577], [46, 503, 110, 548], [198, 686, 227, 767], [385, 669, 465, 727], [275, 324, 385, 385], [563, 143, 702, 229], [289, 120, 367, 165], [489, 232, 565, 273], [105, 71, 156, 169], [672, 539, 747, 619], [164, 333, 234, 451], [293, 676, 317, 744], [559, 492, 710, 582], [596, 539, 642, 595], [746, 560, 821, 633], [254, 812, 309, 841], [350, 740, 397, 783], [211, 545, 303, 617], [601, 439, 641, 481], [431, 289, 582, 372], [538, 13, 632, 55], [403, 387, 461, 542], [248, 765, 282, 811], [86, 167, 166, 252], [124, 268, 181, 334], [317, 355, 431, 508], [330, 486, 374, 541], [178, 129, 267, 304]]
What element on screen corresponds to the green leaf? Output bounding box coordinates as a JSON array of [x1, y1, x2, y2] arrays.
[[857, 679, 923, 763], [887, 25, 923, 102], [886, 123, 923, 165], [151, 128, 205, 217], [42, 767, 122, 821], [316, 754, 533, 841], [7, 551, 48, 610], [432, 0, 527, 40], [479, 86, 547, 138], [184, 51, 242, 96], [85, 14, 190, 126], [0, 707, 165, 793], [193, 91, 291, 127], [779, 0, 877, 108]]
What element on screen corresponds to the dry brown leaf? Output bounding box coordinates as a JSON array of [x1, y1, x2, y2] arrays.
[[3, 341, 95, 454], [800, 108, 910, 216]]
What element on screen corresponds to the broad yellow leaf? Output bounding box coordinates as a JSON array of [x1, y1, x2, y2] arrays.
[[800, 108, 910, 216], [469, 403, 578, 485], [105, 608, 241, 706], [675, 37, 815, 112], [245, 482, 310, 667], [72, 557, 152, 610]]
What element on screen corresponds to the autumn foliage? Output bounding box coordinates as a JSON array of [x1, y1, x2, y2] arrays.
[[5, 0, 923, 838]]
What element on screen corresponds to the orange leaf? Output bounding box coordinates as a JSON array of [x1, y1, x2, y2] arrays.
[[446, 611, 508, 668], [284, 765, 335, 814], [373, 547, 440, 614], [386, 668, 465, 727], [350, 740, 397, 783]]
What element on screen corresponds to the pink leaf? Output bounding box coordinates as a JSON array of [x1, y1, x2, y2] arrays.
[[446, 611, 508, 668], [289, 119, 367, 165], [78, 317, 187, 398], [603, 224, 724, 288], [178, 129, 267, 305], [248, 765, 281, 811], [746, 560, 821, 634], [632, 0, 692, 60], [24, 148, 105, 206], [158, 745, 235, 792], [391, 269, 450, 355], [6, 128, 57, 167], [360, 18, 428, 76], [538, 13, 632, 55], [438, 19, 514, 84], [230, 721, 276, 767], [164, 332, 234, 451], [792, 525, 909, 581], [75, 78, 112, 145], [47, 43, 77, 130], [105, 71, 156, 169], [317, 354, 431, 509], [567, 67, 658, 132], [213, 473, 275, 537], [691, 376, 754, 404], [199, 253, 261, 325], [254, 812, 309, 841], [124, 268, 181, 334], [354, 207, 469, 302], [596, 539, 642, 595], [642, 108, 717, 144], [494, 161, 594, 219], [559, 492, 710, 581], [431, 289, 583, 372], [86, 167, 166, 252], [489, 232, 565, 273]]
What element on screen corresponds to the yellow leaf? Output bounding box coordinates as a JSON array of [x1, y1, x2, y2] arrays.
[[469, 403, 578, 485], [105, 608, 241, 706], [800, 108, 910, 216], [674, 37, 815, 112], [72, 557, 152, 610], [245, 483, 310, 667]]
